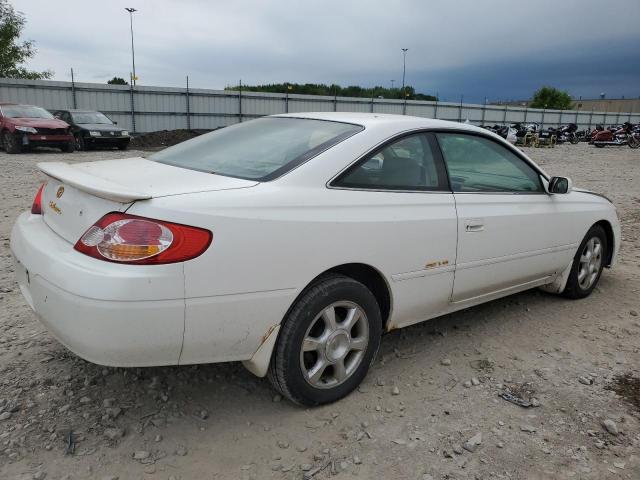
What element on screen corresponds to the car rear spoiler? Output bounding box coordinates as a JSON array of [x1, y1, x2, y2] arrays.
[[38, 162, 152, 203]]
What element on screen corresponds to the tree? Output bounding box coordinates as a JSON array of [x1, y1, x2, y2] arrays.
[[0, 0, 52, 79], [529, 86, 573, 110], [225, 82, 436, 101], [107, 76, 129, 85]]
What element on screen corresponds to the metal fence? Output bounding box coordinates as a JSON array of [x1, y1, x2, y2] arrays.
[[1, 77, 639, 133]]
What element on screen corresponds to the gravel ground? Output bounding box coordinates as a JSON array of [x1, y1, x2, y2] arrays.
[[0, 143, 639, 480]]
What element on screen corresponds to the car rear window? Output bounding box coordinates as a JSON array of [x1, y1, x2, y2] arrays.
[[149, 117, 363, 181]]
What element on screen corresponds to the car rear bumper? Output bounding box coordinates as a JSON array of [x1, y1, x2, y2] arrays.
[[10, 212, 185, 367], [10, 212, 293, 370]]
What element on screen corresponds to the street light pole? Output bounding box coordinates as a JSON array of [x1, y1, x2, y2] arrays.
[[401, 48, 408, 99], [125, 8, 137, 86], [390, 79, 395, 90]]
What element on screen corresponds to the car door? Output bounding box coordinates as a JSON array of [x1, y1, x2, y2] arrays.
[[434, 131, 576, 303], [332, 132, 458, 328]]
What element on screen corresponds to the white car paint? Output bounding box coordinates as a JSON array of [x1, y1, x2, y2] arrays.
[[11, 113, 620, 376]]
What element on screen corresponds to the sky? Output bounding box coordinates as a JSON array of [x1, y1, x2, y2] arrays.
[[12, 0, 640, 103]]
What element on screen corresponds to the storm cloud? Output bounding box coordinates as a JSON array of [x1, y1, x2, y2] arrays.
[[13, 0, 640, 102]]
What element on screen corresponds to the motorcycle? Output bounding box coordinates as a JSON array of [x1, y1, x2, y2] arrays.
[[592, 122, 640, 149], [482, 124, 517, 144], [548, 123, 579, 144], [576, 129, 591, 142], [587, 124, 605, 143], [512, 123, 538, 147]]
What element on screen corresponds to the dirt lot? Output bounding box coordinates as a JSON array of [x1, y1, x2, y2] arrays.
[[0, 143, 639, 480]]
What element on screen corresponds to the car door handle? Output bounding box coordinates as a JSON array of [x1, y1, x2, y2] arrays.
[[465, 220, 485, 232]]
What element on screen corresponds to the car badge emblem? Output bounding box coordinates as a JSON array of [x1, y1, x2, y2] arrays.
[[56, 186, 65, 198], [48, 201, 62, 215]]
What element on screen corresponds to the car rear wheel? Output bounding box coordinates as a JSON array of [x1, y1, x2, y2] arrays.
[[268, 274, 382, 406], [563, 225, 608, 299], [3, 131, 21, 154]]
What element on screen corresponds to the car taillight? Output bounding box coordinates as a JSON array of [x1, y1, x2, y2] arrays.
[[31, 183, 46, 214], [74, 212, 212, 264]]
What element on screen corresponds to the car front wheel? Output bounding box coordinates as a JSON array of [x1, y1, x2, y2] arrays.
[[61, 140, 76, 153], [3, 131, 21, 154], [563, 225, 608, 299], [75, 134, 86, 151], [268, 274, 382, 406]]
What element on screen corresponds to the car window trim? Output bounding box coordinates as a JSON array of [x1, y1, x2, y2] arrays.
[[328, 129, 451, 193], [431, 129, 547, 194]]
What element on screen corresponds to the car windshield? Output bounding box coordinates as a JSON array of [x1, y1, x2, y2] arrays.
[[71, 112, 113, 124], [149, 117, 363, 181], [2, 105, 54, 119]]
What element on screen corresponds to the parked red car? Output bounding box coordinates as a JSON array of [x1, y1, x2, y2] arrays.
[[0, 103, 75, 154]]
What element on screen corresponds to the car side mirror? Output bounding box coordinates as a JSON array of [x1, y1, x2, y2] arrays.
[[113, 121, 118, 125], [547, 176, 572, 194]]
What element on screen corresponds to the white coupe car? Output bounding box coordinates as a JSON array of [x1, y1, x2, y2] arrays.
[[11, 113, 620, 405]]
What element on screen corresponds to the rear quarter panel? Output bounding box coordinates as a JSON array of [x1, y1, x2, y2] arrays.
[[127, 181, 457, 363]]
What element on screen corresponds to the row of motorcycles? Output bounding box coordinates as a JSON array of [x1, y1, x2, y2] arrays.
[[481, 122, 640, 149], [587, 122, 640, 149]]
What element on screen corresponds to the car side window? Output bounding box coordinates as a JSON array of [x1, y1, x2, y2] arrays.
[[334, 133, 447, 191], [435, 133, 543, 193]]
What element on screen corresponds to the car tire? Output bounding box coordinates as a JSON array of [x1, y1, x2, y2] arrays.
[[268, 274, 382, 406], [3, 131, 21, 154], [62, 141, 76, 153], [75, 135, 86, 151], [562, 225, 608, 299], [117, 141, 129, 150]]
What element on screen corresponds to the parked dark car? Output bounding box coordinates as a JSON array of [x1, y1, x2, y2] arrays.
[[52, 109, 130, 151], [0, 103, 75, 154]]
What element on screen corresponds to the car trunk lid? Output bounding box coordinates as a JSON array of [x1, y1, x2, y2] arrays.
[[38, 157, 257, 243]]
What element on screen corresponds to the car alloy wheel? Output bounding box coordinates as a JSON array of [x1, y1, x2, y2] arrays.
[[300, 301, 369, 389], [268, 273, 381, 406], [577, 237, 602, 290], [563, 224, 607, 299]]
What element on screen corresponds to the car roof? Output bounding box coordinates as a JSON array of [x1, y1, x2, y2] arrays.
[[272, 112, 484, 133]]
